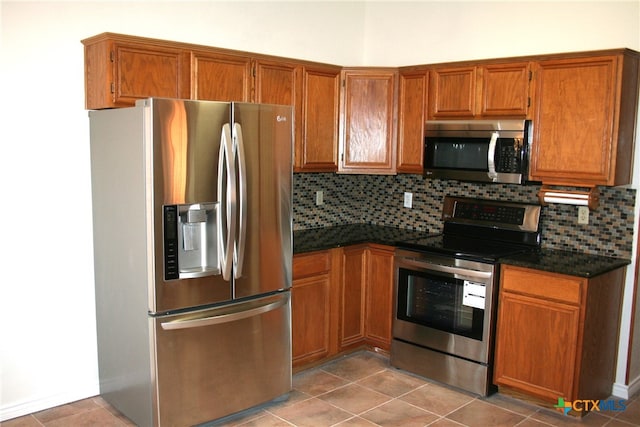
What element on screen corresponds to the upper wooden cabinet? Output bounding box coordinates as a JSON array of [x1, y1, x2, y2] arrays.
[[190, 50, 251, 102], [529, 50, 640, 186], [397, 69, 427, 173], [83, 34, 190, 109], [297, 65, 341, 172], [339, 68, 398, 174], [83, 34, 639, 182], [82, 33, 340, 173], [428, 62, 532, 119]]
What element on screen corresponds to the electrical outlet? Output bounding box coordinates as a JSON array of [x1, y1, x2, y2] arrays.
[[315, 190, 324, 206], [403, 192, 413, 208], [578, 206, 589, 224]]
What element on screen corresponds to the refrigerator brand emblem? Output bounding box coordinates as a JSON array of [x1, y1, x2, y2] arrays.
[[277, 115, 287, 122]]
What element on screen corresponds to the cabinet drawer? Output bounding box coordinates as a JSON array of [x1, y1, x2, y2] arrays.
[[293, 251, 331, 280], [501, 266, 583, 304]]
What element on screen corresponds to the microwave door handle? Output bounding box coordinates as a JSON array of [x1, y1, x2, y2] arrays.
[[487, 132, 499, 181], [217, 123, 236, 281]]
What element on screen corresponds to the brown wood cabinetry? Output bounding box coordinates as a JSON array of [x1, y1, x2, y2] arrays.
[[83, 34, 189, 109], [253, 59, 303, 156], [291, 250, 338, 368], [428, 62, 531, 119], [297, 65, 341, 172], [340, 245, 367, 349], [494, 265, 624, 406], [83, 34, 639, 183], [397, 69, 428, 173], [82, 33, 340, 174], [529, 51, 639, 186], [339, 68, 398, 174], [339, 244, 395, 351], [190, 50, 251, 102], [292, 244, 395, 369], [363, 245, 395, 349]]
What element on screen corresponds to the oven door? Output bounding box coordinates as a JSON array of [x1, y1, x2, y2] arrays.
[[393, 250, 497, 364]]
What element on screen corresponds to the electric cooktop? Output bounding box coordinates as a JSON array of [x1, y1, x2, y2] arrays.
[[398, 196, 542, 262]]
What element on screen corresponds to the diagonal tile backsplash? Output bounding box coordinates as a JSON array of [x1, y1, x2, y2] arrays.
[[293, 173, 636, 259]]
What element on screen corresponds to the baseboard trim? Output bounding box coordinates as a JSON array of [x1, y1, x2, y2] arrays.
[[612, 374, 640, 399], [0, 384, 99, 422]]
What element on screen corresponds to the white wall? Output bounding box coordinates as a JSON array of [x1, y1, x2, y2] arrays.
[[1, 0, 639, 421]]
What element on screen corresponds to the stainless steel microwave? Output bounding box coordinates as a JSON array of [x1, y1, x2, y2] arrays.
[[424, 120, 532, 184]]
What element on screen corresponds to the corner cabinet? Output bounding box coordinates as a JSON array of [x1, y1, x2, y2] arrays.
[[494, 265, 624, 405], [292, 244, 396, 369], [339, 68, 398, 174], [339, 244, 395, 351], [428, 62, 532, 119], [529, 50, 640, 186]]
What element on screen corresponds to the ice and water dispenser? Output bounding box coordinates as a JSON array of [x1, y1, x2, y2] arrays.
[[163, 203, 219, 280]]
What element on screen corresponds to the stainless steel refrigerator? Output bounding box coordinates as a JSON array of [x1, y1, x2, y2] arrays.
[[89, 98, 292, 427]]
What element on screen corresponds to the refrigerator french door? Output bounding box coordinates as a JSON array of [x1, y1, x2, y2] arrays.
[[89, 98, 293, 427]]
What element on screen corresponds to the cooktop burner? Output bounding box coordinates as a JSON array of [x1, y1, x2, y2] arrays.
[[398, 196, 542, 262]]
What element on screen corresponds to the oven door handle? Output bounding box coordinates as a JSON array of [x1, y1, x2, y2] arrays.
[[398, 258, 493, 280]]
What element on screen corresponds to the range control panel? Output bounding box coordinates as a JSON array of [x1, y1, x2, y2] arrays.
[[442, 196, 541, 233]]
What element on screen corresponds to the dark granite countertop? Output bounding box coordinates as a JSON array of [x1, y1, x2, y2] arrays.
[[294, 225, 631, 278], [293, 224, 431, 254], [499, 249, 630, 278]]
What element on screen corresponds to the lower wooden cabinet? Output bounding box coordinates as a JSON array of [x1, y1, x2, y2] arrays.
[[340, 244, 395, 352], [292, 244, 396, 368], [291, 250, 338, 368], [494, 265, 624, 405], [364, 245, 395, 349]]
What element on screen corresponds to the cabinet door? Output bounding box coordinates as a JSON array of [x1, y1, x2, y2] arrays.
[[340, 69, 397, 174], [364, 246, 395, 350], [479, 62, 531, 117], [297, 66, 340, 172], [529, 56, 619, 185], [340, 246, 367, 349], [191, 51, 251, 102], [494, 292, 581, 402], [292, 275, 332, 367], [428, 66, 476, 118], [254, 59, 302, 154], [292, 251, 333, 367], [397, 70, 427, 173], [112, 42, 188, 107]]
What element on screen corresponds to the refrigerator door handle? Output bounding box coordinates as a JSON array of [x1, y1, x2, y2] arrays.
[[217, 123, 236, 281], [160, 293, 289, 330], [233, 123, 247, 279]]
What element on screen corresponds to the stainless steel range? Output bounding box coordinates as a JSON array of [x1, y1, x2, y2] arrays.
[[391, 196, 541, 396]]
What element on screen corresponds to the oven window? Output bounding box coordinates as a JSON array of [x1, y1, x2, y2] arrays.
[[397, 267, 484, 340]]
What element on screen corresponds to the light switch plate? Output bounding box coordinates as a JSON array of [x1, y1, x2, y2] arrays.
[[315, 190, 324, 206]]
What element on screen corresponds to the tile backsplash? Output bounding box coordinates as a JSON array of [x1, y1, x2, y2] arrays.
[[293, 173, 636, 259]]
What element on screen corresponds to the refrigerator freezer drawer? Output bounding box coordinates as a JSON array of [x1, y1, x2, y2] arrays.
[[153, 292, 292, 426]]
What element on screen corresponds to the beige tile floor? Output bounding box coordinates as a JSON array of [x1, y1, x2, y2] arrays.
[[4, 351, 640, 426]]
